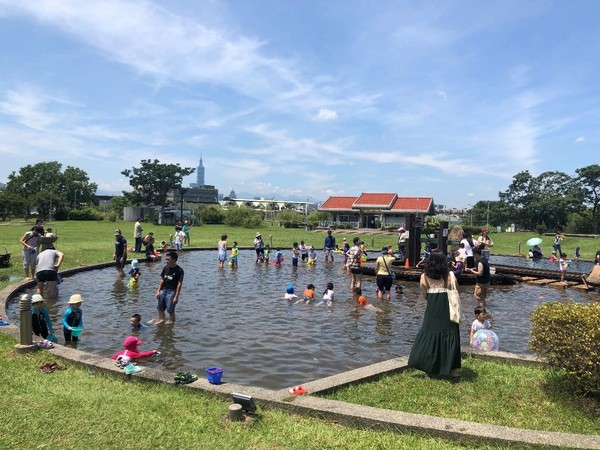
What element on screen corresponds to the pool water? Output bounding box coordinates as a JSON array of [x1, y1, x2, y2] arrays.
[[6, 250, 596, 389]]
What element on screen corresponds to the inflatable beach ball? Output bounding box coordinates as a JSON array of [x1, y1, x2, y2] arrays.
[[471, 329, 499, 351]]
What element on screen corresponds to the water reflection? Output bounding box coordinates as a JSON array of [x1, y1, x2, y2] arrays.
[[6, 250, 597, 389]]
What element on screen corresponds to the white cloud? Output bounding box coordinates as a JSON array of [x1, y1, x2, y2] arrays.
[[575, 136, 585, 143], [315, 108, 338, 121], [437, 91, 447, 100]]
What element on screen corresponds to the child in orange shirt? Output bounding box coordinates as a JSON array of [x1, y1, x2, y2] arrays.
[[296, 283, 316, 304], [355, 287, 382, 312]]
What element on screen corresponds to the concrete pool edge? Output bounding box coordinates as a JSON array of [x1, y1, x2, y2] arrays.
[[2, 266, 599, 449]]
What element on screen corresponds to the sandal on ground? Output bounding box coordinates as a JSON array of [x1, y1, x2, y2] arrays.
[[174, 372, 198, 385]]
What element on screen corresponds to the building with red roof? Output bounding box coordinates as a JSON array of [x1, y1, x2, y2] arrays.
[[319, 193, 435, 228]]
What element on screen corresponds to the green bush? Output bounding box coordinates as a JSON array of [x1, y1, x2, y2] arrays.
[[530, 302, 600, 396], [223, 207, 262, 228], [198, 205, 225, 224], [68, 207, 103, 221], [278, 210, 304, 228], [535, 224, 547, 236], [107, 212, 117, 222]]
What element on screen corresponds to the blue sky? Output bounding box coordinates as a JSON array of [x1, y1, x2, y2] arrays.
[[0, 1, 598, 208]]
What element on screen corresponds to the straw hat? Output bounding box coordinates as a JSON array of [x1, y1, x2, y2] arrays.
[[68, 294, 83, 304], [31, 294, 44, 304], [256, 232, 261, 237]]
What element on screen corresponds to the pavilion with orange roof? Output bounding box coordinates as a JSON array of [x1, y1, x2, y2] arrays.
[[318, 193, 435, 229]]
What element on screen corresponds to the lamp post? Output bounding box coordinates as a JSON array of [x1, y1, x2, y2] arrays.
[[271, 197, 275, 226], [305, 199, 309, 231], [487, 201, 490, 228], [180, 188, 187, 223]]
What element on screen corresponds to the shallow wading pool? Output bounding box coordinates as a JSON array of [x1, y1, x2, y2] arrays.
[[6, 250, 597, 389]]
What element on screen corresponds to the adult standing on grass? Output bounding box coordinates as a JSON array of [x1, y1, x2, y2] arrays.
[[151, 251, 184, 325], [114, 228, 128, 277], [19, 225, 44, 280], [182, 220, 190, 245], [35, 243, 64, 299], [408, 250, 461, 378], [134, 218, 143, 253]]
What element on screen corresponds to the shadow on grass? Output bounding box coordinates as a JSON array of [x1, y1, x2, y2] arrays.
[[540, 369, 600, 420]]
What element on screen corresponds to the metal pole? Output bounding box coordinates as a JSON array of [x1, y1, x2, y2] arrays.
[[15, 294, 36, 353]]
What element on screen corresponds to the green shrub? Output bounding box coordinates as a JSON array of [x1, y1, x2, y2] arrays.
[[107, 212, 117, 222], [535, 224, 547, 236], [530, 302, 600, 396], [69, 207, 104, 221], [278, 210, 304, 228], [223, 207, 262, 228]]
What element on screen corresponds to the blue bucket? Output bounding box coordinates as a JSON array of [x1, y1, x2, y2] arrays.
[[70, 327, 83, 337], [205, 367, 224, 384]]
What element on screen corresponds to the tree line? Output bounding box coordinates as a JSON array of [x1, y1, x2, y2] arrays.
[[469, 165, 600, 233], [1, 160, 598, 233]]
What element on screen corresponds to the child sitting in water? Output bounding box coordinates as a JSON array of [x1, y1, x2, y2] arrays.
[[283, 284, 298, 300], [111, 336, 159, 366], [128, 259, 141, 288], [470, 307, 491, 345], [303, 283, 315, 303], [355, 287, 382, 312], [130, 313, 146, 330], [295, 283, 315, 304], [161, 241, 168, 253], [549, 250, 557, 262], [320, 282, 334, 307]]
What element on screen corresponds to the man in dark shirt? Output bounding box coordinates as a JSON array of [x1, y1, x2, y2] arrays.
[[323, 230, 336, 262], [152, 251, 184, 324], [467, 248, 491, 308], [113, 229, 128, 277]]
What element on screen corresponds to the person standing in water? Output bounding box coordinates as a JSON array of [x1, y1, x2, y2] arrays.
[[151, 251, 184, 325]]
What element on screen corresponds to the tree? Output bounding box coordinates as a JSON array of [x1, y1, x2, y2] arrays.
[[499, 170, 583, 230], [121, 159, 195, 215], [0, 190, 27, 220], [4, 162, 97, 219], [576, 164, 600, 233], [63, 166, 98, 209], [470, 200, 516, 230]]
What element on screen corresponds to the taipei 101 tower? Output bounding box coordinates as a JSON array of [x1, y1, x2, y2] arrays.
[[190, 156, 205, 187]]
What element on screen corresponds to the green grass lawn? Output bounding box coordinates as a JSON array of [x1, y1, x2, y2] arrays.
[[321, 356, 600, 435], [1, 219, 599, 448], [0, 333, 503, 450]]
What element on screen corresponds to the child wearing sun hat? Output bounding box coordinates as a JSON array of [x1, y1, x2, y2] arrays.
[[62, 294, 83, 343], [31, 294, 53, 340], [111, 336, 159, 367]]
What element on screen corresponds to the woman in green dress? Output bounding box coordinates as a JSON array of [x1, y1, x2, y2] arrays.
[[408, 250, 461, 377]]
